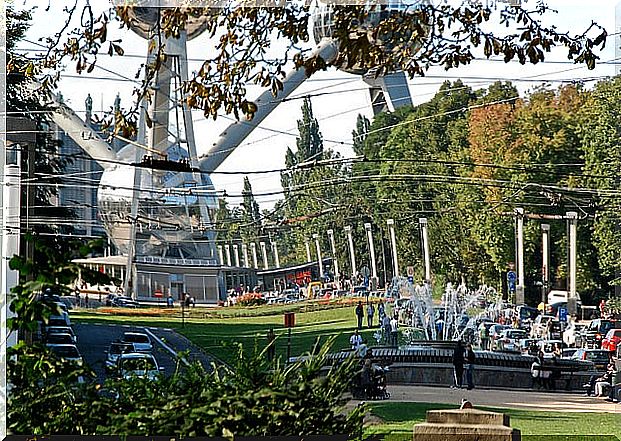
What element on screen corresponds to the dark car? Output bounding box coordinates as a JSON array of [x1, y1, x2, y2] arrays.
[[45, 333, 75, 345], [112, 296, 140, 308], [571, 348, 611, 372], [581, 319, 621, 349]]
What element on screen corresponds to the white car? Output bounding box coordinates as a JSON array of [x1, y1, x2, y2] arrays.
[[496, 328, 528, 352], [563, 321, 584, 347], [116, 352, 163, 380], [45, 326, 77, 343], [122, 332, 153, 352], [530, 315, 555, 339]]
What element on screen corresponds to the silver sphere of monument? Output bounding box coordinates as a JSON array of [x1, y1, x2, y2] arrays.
[[311, 0, 429, 75]]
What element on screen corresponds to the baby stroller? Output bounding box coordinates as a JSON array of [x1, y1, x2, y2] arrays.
[[352, 362, 391, 400]]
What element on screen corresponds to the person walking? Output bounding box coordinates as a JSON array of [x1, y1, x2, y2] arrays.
[[465, 343, 475, 390], [452, 340, 465, 389], [366, 302, 375, 328], [479, 324, 489, 351], [355, 301, 364, 330], [389, 315, 399, 346], [166, 295, 174, 308], [378, 300, 385, 321]]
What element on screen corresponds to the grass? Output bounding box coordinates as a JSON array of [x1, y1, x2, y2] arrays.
[[365, 402, 621, 440], [73, 301, 382, 363]]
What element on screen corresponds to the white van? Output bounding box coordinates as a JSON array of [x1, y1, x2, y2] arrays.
[[547, 290, 581, 305]]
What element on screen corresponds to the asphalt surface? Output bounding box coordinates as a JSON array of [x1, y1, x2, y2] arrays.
[[73, 322, 213, 382], [385, 385, 620, 413]]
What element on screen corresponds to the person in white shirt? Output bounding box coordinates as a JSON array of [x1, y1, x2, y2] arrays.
[[390, 316, 399, 346], [350, 330, 363, 349]]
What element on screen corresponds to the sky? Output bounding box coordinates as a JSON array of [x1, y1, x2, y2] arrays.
[[15, 0, 621, 210]]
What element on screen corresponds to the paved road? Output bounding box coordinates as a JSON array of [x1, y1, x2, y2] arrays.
[[386, 385, 620, 413], [73, 323, 213, 382]]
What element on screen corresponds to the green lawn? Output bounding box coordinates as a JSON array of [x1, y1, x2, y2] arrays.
[[74, 302, 380, 363], [366, 402, 621, 441]]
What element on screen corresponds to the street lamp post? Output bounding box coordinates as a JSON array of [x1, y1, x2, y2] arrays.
[[567, 212, 578, 315], [541, 224, 550, 311], [242, 243, 249, 268], [327, 229, 339, 286], [251, 243, 258, 269], [345, 225, 357, 281], [387, 219, 399, 279], [272, 241, 280, 268], [260, 242, 269, 270], [364, 223, 378, 288], [419, 218, 431, 284], [304, 240, 311, 263], [225, 244, 232, 267], [313, 234, 324, 280], [515, 208, 525, 305], [217, 245, 224, 266], [233, 244, 240, 267]]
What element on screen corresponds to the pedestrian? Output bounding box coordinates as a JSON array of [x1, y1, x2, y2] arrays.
[[452, 340, 465, 389], [191, 296, 196, 308], [465, 343, 475, 390], [378, 300, 386, 322], [479, 324, 489, 351], [266, 328, 276, 361], [355, 301, 364, 330], [167, 294, 174, 308], [382, 314, 391, 344], [366, 302, 375, 328], [350, 330, 363, 350], [84, 293, 89, 309], [389, 315, 399, 346]]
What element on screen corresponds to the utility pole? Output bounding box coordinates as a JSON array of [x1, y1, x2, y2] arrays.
[[364, 223, 378, 288], [541, 224, 551, 310], [345, 225, 357, 281], [387, 219, 399, 278], [313, 234, 324, 280], [515, 208, 525, 305], [327, 229, 339, 286], [567, 212, 578, 316], [419, 218, 432, 284]]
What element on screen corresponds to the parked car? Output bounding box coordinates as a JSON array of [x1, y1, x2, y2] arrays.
[[45, 333, 75, 345], [105, 342, 137, 372], [530, 315, 555, 339], [562, 348, 578, 359], [563, 321, 584, 347], [47, 312, 71, 327], [496, 328, 528, 352], [518, 338, 539, 355], [581, 319, 621, 349], [44, 326, 77, 343], [122, 332, 153, 352], [46, 343, 83, 365], [489, 324, 511, 350], [115, 352, 163, 380], [571, 348, 611, 372], [537, 339, 566, 356], [112, 296, 140, 308], [601, 329, 621, 352]]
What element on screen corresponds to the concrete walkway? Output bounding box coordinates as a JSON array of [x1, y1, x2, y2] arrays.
[[387, 385, 620, 413]]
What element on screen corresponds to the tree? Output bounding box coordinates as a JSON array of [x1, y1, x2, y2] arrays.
[[13, 3, 607, 128]]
